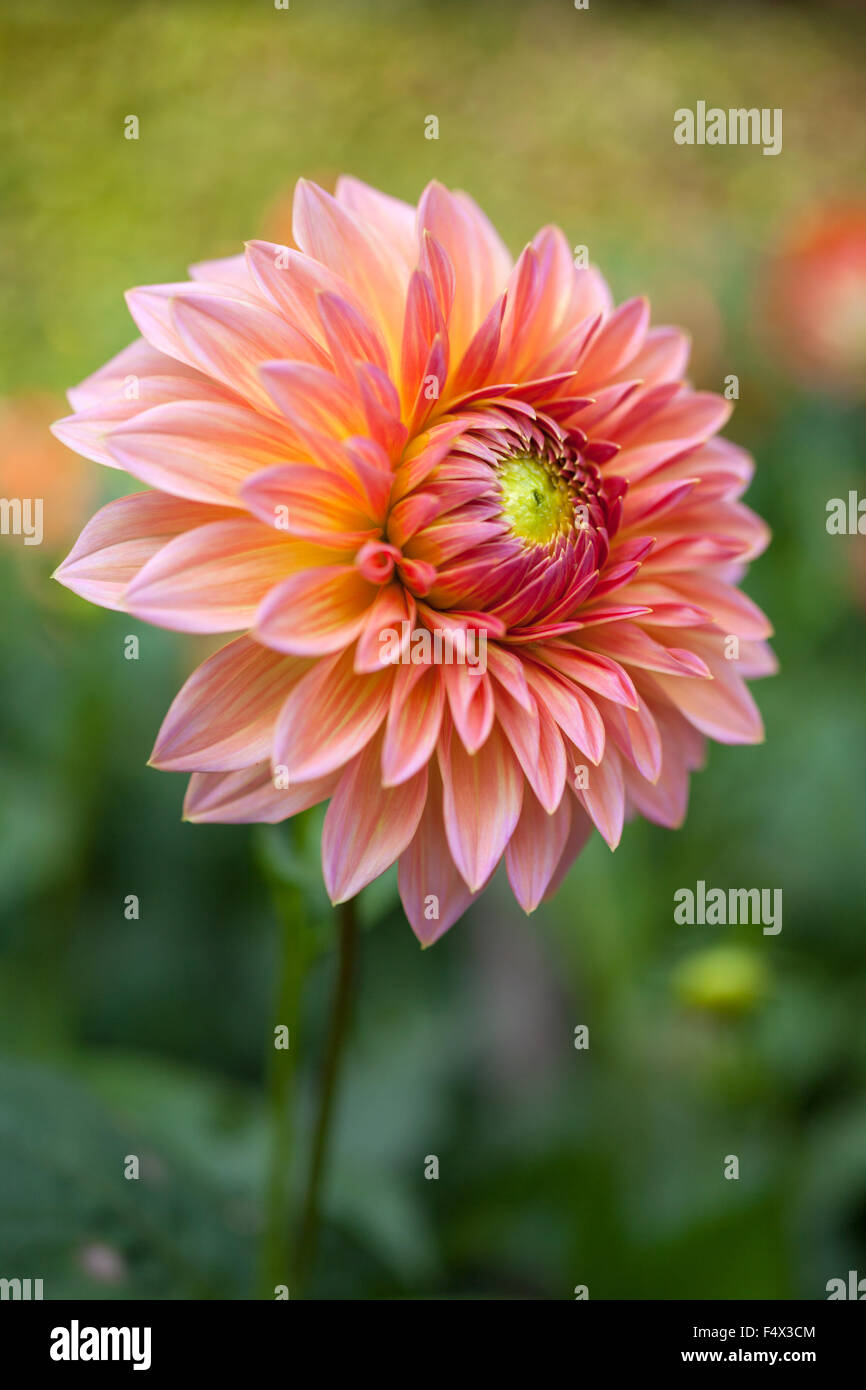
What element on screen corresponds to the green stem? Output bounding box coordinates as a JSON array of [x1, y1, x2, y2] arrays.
[[259, 879, 306, 1299], [295, 896, 360, 1292]]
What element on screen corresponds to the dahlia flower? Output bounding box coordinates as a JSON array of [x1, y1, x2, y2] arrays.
[[53, 177, 773, 943]]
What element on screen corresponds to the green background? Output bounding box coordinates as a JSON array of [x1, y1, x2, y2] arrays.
[[1, 0, 865, 1299]]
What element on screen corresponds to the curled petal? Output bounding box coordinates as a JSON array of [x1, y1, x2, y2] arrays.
[[382, 663, 446, 786], [184, 763, 339, 824], [242, 463, 382, 546]]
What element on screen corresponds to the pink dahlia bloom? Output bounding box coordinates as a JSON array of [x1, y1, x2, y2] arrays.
[[54, 178, 774, 942]]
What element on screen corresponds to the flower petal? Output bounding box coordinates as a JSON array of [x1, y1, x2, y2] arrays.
[[506, 790, 573, 913], [150, 636, 305, 771], [438, 719, 523, 891], [54, 491, 237, 611], [571, 743, 625, 849], [273, 647, 393, 781], [382, 663, 446, 786], [323, 735, 428, 902], [184, 763, 339, 824], [256, 565, 375, 655], [416, 181, 512, 363], [398, 763, 484, 945], [292, 179, 409, 357], [125, 518, 295, 632], [106, 400, 295, 506]]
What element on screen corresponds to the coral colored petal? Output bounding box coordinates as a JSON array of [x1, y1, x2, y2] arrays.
[[659, 575, 773, 639], [649, 663, 765, 745], [579, 623, 712, 678], [492, 684, 541, 787], [438, 721, 523, 891], [335, 176, 418, 265], [241, 462, 381, 546], [543, 804, 595, 900], [54, 492, 237, 612], [525, 700, 569, 814], [323, 736, 428, 902], [150, 636, 305, 772], [66, 337, 204, 412], [596, 692, 663, 783], [53, 373, 232, 468], [576, 297, 650, 388], [125, 282, 325, 412], [506, 791, 572, 913], [259, 361, 366, 445], [256, 566, 375, 655], [292, 179, 409, 357], [523, 661, 606, 765], [398, 763, 484, 945], [317, 290, 390, 382], [273, 647, 393, 781], [354, 584, 415, 673], [382, 664, 446, 786], [417, 181, 512, 363], [245, 240, 361, 347], [609, 325, 691, 388], [542, 645, 639, 709], [572, 744, 626, 849], [618, 389, 732, 448], [188, 252, 253, 292], [184, 763, 339, 824], [125, 518, 295, 633], [106, 400, 295, 506], [444, 664, 495, 754]]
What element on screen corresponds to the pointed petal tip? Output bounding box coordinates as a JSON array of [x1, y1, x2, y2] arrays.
[[327, 884, 358, 907], [147, 752, 175, 772], [413, 920, 450, 949]]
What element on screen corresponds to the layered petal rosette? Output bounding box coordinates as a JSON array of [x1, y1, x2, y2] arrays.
[[54, 177, 774, 943]]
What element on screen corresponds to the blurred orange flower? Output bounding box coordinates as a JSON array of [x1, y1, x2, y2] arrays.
[[0, 393, 96, 552], [765, 204, 866, 396]]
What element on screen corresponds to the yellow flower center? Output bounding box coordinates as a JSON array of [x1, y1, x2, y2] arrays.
[[497, 453, 574, 546]]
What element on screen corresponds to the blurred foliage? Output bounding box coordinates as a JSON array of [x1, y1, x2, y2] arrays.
[[1, 0, 865, 1300]]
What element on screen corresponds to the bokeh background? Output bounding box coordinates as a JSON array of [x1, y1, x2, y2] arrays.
[[1, 0, 865, 1300]]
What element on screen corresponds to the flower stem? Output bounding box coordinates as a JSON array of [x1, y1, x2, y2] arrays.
[[259, 878, 306, 1300], [295, 896, 360, 1292]]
